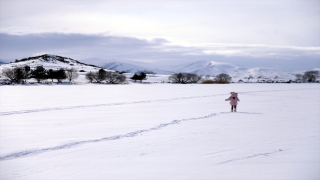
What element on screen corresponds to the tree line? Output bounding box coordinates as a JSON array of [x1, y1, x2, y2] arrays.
[[85, 69, 126, 84], [0, 65, 128, 84], [168, 71, 319, 84], [240, 71, 319, 83], [168, 73, 231, 84], [1, 65, 318, 84], [1, 65, 79, 84]]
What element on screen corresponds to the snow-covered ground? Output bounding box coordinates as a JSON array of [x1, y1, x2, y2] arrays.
[[0, 84, 319, 180]]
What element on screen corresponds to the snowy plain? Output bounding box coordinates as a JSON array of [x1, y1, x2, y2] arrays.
[[0, 83, 319, 180]]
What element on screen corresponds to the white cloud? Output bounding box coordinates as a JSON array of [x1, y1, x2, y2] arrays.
[[0, 33, 319, 71], [197, 43, 320, 57], [0, 0, 319, 46]]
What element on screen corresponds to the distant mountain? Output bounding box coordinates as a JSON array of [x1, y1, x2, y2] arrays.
[[172, 61, 210, 72], [102, 62, 149, 73], [78, 57, 174, 74], [172, 61, 243, 75], [172, 61, 237, 75], [243, 67, 296, 80], [102, 61, 174, 74], [99, 60, 308, 80], [79, 57, 110, 67], [172, 60, 297, 81], [0, 54, 104, 72], [0, 60, 5, 65]]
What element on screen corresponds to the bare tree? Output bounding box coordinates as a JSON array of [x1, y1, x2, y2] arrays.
[[56, 68, 67, 83], [303, 71, 319, 83], [85, 70, 125, 84], [137, 72, 147, 83], [22, 65, 31, 83], [213, 73, 231, 83], [169, 73, 185, 83], [85, 71, 95, 83], [47, 68, 66, 83], [295, 74, 303, 83], [169, 73, 201, 83], [106, 72, 126, 84], [47, 69, 55, 82], [187, 73, 202, 83], [1, 67, 27, 83], [245, 75, 253, 82], [1, 68, 15, 83], [94, 69, 107, 83], [14, 67, 25, 83], [65, 68, 79, 83], [31, 66, 47, 83]]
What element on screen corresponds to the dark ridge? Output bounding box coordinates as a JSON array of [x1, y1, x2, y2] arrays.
[[14, 54, 101, 68]]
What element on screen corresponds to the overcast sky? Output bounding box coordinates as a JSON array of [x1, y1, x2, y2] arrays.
[[0, 0, 319, 70]]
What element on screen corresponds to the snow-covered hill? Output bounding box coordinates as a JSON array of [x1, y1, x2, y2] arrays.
[[77, 57, 174, 75], [243, 67, 296, 80], [79, 57, 111, 67], [0, 54, 103, 72], [102, 62, 151, 73]]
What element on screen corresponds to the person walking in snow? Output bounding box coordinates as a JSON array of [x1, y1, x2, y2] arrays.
[[225, 92, 240, 112]]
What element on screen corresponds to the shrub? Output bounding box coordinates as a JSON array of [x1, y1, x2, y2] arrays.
[[214, 80, 230, 84], [201, 80, 215, 84]]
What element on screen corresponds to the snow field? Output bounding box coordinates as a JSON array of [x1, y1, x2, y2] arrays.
[[0, 84, 319, 180]]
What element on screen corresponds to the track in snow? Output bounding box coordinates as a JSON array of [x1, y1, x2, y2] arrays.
[[1, 94, 228, 116], [0, 111, 261, 161], [217, 149, 288, 164], [0, 88, 313, 116]]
